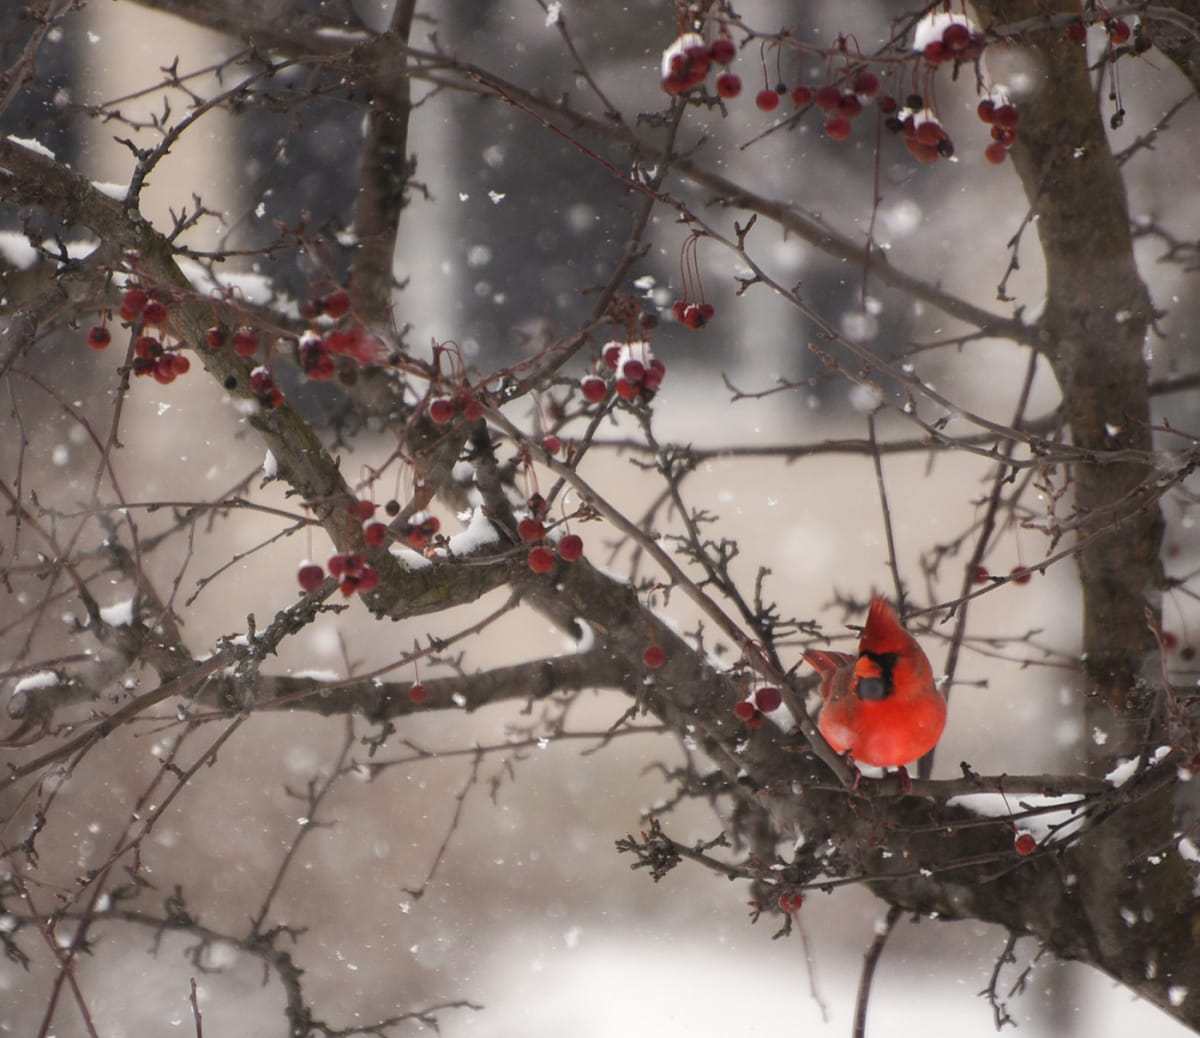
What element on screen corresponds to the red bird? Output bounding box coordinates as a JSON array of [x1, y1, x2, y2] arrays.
[[804, 596, 946, 770]]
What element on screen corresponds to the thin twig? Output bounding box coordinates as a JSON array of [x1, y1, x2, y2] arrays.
[[853, 904, 903, 1038]]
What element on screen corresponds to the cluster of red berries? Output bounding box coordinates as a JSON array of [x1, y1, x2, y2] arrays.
[[296, 326, 380, 380], [660, 31, 739, 97], [87, 285, 193, 385], [976, 94, 1020, 164], [398, 514, 441, 551], [1066, 16, 1133, 46], [297, 552, 379, 597], [785, 71, 880, 140], [428, 390, 485, 424], [295, 321, 382, 381], [595, 340, 665, 403], [920, 19, 985, 65], [248, 367, 285, 409], [205, 325, 260, 357], [972, 564, 1032, 586], [352, 498, 441, 552], [519, 496, 584, 573], [299, 289, 351, 321], [119, 286, 169, 326], [732, 685, 783, 729], [131, 335, 191, 384], [881, 96, 954, 163], [326, 552, 379, 596], [671, 299, 714, 330]]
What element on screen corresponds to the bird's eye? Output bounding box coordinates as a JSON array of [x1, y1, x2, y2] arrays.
[[857, 676, 888, 701]]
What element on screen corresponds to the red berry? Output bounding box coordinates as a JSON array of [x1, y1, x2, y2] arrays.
[[682, 304, 705, 329], [152, 356, 177, 384], [527, 493, 547, 518], [602, 343, 622, 370], [205, 326, 225, 349], [755, 88, 780, 112], [715, 72, 741, 99], [993, 104, 1019, 129], [837, 93, 862, 118], [1010, 565, 1032, 585], [971, 565, 991, 584], [305, 350, 337, 381], [119, 288, 148, 321], [556, 533, 584, 562], [825, 116, 852, 141], [297, 562, 325, 592], [403, 525, 428, 551], [363, 522, 388, 547], [528, 546, 555, 573], [643, 644, 667, 669], [709, 38, 736, 65], [134, 335, 162, 359], [923, 40, 949, 64], [852, 71, 879, 98], [790, 84, 812, 106], [984, 142, 1008, 164], [460, 394, 485, 421], [518, 517, 545, 542], [942, 22, 972, 51], [615, 379, 639, 400], [1107, 18, 1130, 44], [86, 326, 111, 350], [621, 359, 646, 383], [1014, 831, 1037, 856], [581, 376, 608, 403], [977, 98, 996, 123], [754, 686, 782, 712], [1066, 19, 1087, 43], [779, 892, 804, 913], [733, 700, 757, 721], [140, 299, 168, 326], [409, 682, 429, 704], [814, 84, 841, 110], [915, 120, 947, 146], [642, 359, 666, 391], [231, 327, 259, 357], [321, 290, 351, 319], [429, 397, 457, 423], [542, 435, 562, 456], [169, 353, 190, 376], [1161, 630, 1180, 651], [745, 711, 765, 729], [352, 500, 377, 520], [879, 96, 898, 114], [905, 139, 939, 163]]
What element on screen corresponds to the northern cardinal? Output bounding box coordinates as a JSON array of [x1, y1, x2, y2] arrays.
[[804, 595, 946, 770]]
